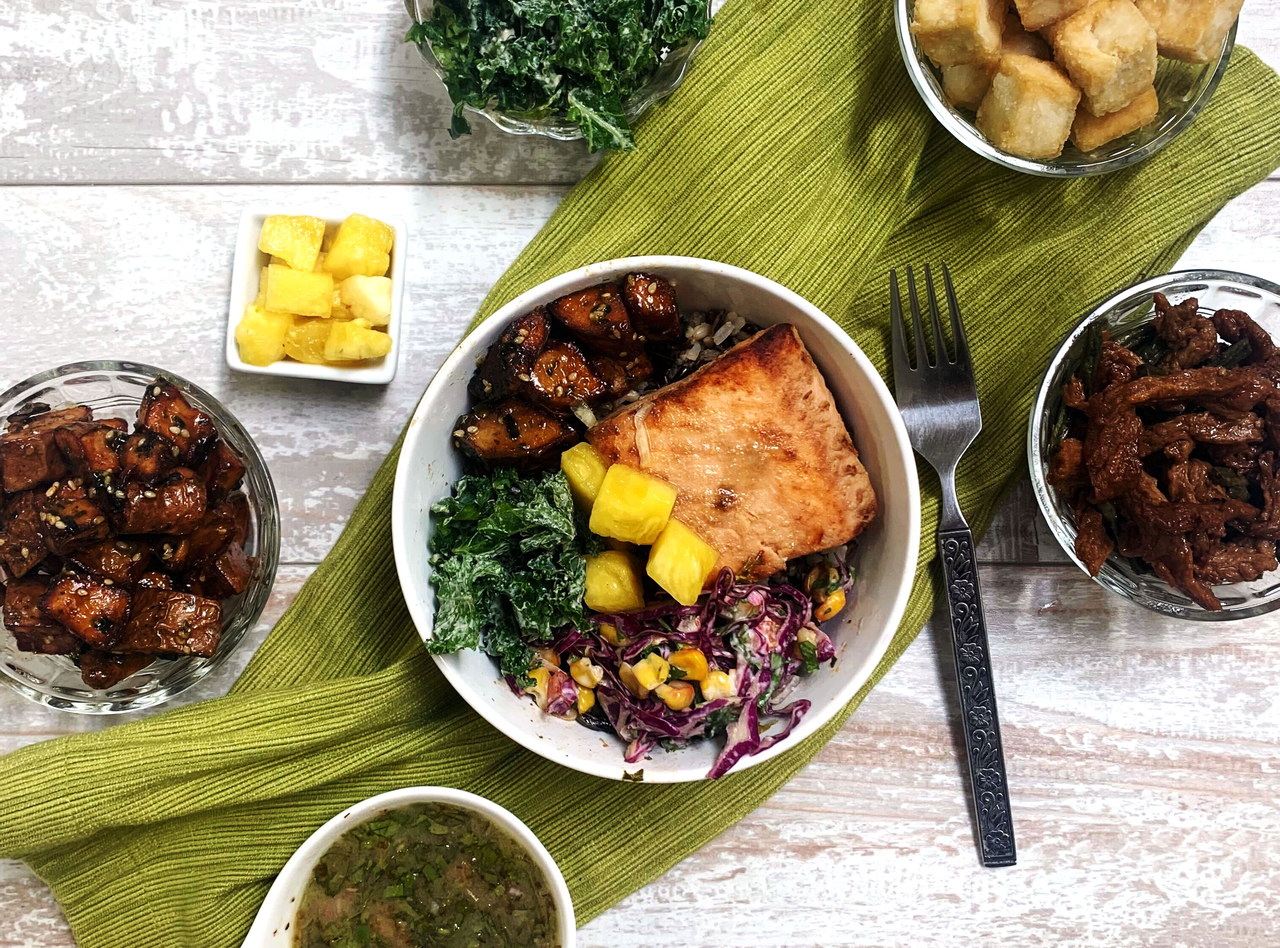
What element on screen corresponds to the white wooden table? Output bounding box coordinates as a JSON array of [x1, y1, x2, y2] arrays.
[[1, 4, 1278, 945]]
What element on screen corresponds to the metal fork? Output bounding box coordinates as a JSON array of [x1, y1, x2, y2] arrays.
[[889, 265, 1016, 869]]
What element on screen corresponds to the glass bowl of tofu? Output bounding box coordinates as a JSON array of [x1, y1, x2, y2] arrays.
[[0, 362, 280, 713], [391, 256, 922, 782], [896, 0, 1240, 175]]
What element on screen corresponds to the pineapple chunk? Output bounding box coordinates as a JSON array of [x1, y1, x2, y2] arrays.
[[339, 275, 393, 326], [254, 266, 269, 307], [324, 321, 392, 362], [282, 318, 332, 365], [584, 551, 646, 613], [322, 214, 394, 282], [330, 288, 351, 320], [314, 251, 327, 273], [264, 264, 333, 318], [589, 464, 677, 545], [234, 303, 293, 366], [560, 443, 609, 510], [647, 519, 720, 606], [258, 215, 326, 272]]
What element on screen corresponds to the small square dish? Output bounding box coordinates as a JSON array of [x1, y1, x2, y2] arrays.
[[224, 208, 407, 385]]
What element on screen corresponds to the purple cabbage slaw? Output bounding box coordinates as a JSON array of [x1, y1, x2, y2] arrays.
[[551, 569, 839, 779]]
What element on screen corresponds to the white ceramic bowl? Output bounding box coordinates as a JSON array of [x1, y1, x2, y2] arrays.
[[392, 256, 921, 782], [240, 786, 574, 948], [224, 207, 406, 385]]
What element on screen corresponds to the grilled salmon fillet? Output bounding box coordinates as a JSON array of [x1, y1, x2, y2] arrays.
[[587, 324, 877, 580]]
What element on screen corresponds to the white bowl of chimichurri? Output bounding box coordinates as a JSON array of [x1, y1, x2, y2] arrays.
[[240, 786, 574, 948]]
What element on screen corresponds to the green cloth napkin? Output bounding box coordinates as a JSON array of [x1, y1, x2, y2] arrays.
[[3, 0, 1279, 943]]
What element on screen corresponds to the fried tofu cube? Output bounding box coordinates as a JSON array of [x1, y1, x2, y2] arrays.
[[584, 550, 646, 613], [1002, 11, 1051, 57], [1071, 85, 1160, 150], [13, 627, 84, 655], [113, 589, 222, 657], [257, 215, 326, 272], [42, 481, 112, 555], [322, 214, 393, 282], [1, 425, 68, 492], [0, 491, 48, 578], [197, 441, 247, 501], [119, 431, 175, 484], [1135, 0, 1242, 62], [4, 577, 52, 631], [621, 273, 681, 342], [68, 538, 150, 586], [1047, 0, 1157, 116], [943, 62, 996, 109], [137, 380, 217, 463], [39, 576, 131, 649], [977, 54, 1082, 158], [910, 0, 1005, 66], [264, 264, 334, 318], [1012, 0, 1092, 29]]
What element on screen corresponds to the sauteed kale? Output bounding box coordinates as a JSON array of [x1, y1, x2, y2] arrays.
[[407, 0, 712, 151]]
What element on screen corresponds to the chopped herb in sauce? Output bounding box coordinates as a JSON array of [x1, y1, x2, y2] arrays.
[[294, 802, 558, 948]]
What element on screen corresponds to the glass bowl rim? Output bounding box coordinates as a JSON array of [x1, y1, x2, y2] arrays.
[[0, 359, 281, 712], [402, 0, 706, 142], [1027, 269, 1280, 620], [893, 0, 1237, 177]]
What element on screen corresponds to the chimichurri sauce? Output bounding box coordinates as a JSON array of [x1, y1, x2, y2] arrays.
[[294, 802, 558, 948]]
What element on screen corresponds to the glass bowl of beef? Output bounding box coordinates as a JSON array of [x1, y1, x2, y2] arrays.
[[895, 0, 1236, 177], [1029, 271, 1280, 620], [0, 361, 280, 712]]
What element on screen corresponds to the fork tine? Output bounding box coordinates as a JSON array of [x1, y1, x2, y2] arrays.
[[941, 263, 972, 369], [923, 264, 950, 365], [889, 270, 912, 379], [905, 266, 930, 369]]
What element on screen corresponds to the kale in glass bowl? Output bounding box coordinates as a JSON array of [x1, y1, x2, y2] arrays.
[[404, 0, 711, 152]]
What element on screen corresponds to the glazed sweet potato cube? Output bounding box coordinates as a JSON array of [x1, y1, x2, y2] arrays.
[[0, 491, 48, 578], [977, 55, 1081, 159], [197, 440, 246, 501], [5, 405, 92, 434], [1047, 0, 1157, 116], [41, 480, 112, 554], [1, 425, 68, 492], [67, 538, 150, 586], [54, 422, 125, 486], [622, 273, 681, 342], [910, 0, 1005, 66], [115, 468, 207, 535], [1071, 86, 1159, 151], [191, 541, 253, 600], [1012, 0, 1091, 30], [469, 308, 552, 402], [39, 575, 131, 649], [521, 340, 609, 410], [453, 399, 579, 469], [137, 380, 216, 463], [4, 577, 52, 630], [113, 589, 222, 657], [13, 627, 84, 655], [119, 431, 176, 485], [548, 283, 637, 354], [79, 651, 153, 689], [1135, 0, 1243, 62]]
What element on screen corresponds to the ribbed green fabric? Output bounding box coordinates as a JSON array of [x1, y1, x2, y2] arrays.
[[2, 1, 1278, 944]]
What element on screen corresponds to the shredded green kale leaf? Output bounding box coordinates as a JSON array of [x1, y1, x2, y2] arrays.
[[428, 467, 590, 678], [406, 0, 712, 151]]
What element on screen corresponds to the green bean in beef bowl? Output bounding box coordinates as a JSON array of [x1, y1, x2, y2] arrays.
[[293, 801, 563, 948]]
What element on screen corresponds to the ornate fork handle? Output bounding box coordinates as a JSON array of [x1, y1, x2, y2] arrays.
[[938, 527, 1016, 868]]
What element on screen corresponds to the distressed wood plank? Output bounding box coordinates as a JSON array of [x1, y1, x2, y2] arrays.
[[0, 181, 1275, 565], [0, 1, 1275, 185], [1, 565, 1277, 946]]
